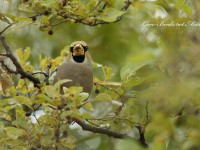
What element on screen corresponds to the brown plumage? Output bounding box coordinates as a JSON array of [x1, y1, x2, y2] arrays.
[[54, 41, 93, 94]]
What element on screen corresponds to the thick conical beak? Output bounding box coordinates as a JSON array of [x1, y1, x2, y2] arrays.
[[73, 44, 84, 56]]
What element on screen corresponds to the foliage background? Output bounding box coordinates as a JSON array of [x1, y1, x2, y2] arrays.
[[1, 0, 200, 150]]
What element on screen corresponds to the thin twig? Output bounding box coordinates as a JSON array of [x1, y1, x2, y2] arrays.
[[86, 116, 135, 125], [44, 62, 52, 85], [33, 112, 40, 124], [24, 79, 31, 98], [31, 71, 49, 77], [85, 119, 101, 128], [0, 23, 13, 35], [144, 101, 151, 125], [121, 0, 132, 11], [135, 124, 148, 147]]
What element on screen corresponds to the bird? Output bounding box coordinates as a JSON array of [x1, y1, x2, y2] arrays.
[[54, 41, 93, 94]]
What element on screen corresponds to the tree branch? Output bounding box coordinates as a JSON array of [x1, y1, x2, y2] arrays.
[[73, 118, 148, 147], [121, 0, 132, 11], [56, 0, 132, 27], [135, 124, 148, 147], [0, 34, 41, 88], [73, 118, 126, 139]]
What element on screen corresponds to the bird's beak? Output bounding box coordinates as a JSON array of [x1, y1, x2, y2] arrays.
[[73, 44, 84, 56]]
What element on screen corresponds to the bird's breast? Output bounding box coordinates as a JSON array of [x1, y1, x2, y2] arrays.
[[54, 62, 93, 94]]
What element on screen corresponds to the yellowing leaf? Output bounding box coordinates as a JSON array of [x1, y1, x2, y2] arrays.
[[4, 127, 25, 140], [17, 79, 25, 89], [41, 16, 50, 25], [34, 93, 53, 105], [24, 64, 34, 72], [16, 48, 23, 64], [16, 47, 31, 65], [23, 47, 31, 62], [15, 96, 32, 108], [61, 136, 76, 149], [15, 16, 32, 22], [40, 57, 52, 71], [43, 85, 57, 98], [102, 66, 114, 80], [83, 102, 93, 111], [1, 79, 14, 96]]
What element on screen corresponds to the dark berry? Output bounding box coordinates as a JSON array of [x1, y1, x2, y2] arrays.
[[44, 10, 50, 16], [37, 144, 42, 148], [25, 112, 31, 117], [48, 30, 53, 35], [65, 107, 70, 111], [32, 16, 36, 21], [30, 147, 37, 150], [57, 105, 63, 110], [95, 89, 99, 94]]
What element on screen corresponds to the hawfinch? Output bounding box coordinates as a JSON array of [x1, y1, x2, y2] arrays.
[[54, 41, 93, 94]]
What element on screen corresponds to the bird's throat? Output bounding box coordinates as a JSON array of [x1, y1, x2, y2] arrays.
[[72, 55, 85, 63]]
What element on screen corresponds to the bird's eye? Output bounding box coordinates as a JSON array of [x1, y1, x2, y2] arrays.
[[83, 46, 88, 51], [70, 47, 73, 52]]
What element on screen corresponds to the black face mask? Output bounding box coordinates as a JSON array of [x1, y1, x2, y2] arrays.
[[72, 55, 85, 63], [70, 45, 88, 63]]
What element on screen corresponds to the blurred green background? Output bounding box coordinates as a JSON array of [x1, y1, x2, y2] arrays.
[[1, 0, 200, 150]]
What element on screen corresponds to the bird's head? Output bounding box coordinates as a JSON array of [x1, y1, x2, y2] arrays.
[[70, 41, 88, 63]]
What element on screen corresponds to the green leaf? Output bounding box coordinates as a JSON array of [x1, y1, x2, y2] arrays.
[[97, 7, 125, 22], [7, 20, 32, 33], [95, 93, 112, 102], [102, 66, 114, 80], [54, 79, 72, 91], [0, 122, 4, 131], [120, 51, 154, 80], [41, 0, 59, 9], [0, 13, 13, 24], [180, 5, 192, 15], [115, 139, 144, 150], [123, 76, 144, 88], [41, 16, 50, 25], [86, 0, 98, 13], [4, 127, 25, 140], [34, 93, 53, 105], [42, 85, 58, 98], [15, 96, 32, 108], [93, 62, 103, 68], [65, 86, 83, 94], [15, 16, 32, 22], [106, 0, 115, 6], [61, 136, 76, 149], [38, 115, 59, 127], [3, 13, 16, 23], [12, 119, 31, 131]]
